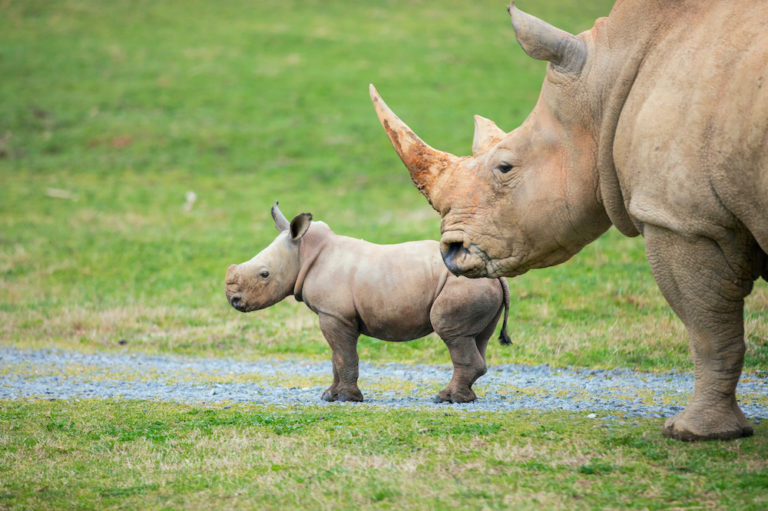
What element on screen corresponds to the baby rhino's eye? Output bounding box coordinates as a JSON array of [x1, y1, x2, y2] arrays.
[[260, 270, 270, 278], [496, 162, 514, 174]]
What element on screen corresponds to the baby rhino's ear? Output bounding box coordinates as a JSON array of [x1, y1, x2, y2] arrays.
[[289, 213, 312, 241], [271, 201, 290, 232]]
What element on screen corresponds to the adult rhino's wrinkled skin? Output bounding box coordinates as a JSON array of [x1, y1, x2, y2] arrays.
[[225, 203, 511, 404], [371, 1, 768, 440]]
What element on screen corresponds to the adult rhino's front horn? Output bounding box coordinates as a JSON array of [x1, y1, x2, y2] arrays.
[[369, 84, 460, 210]]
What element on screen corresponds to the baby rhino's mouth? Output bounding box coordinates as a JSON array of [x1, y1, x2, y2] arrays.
[[225, 264, 248, 312], [228, 293, 246, 312], [439, 231, 488, 278]]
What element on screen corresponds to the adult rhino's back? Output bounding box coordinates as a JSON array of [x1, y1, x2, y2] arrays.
[[614, 0, 768, 251]]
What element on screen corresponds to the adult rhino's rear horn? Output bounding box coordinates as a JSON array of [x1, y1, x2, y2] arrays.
[[508, 2, 587, 75], [369, 84, 459, 209], [472, 115, 506, 156]]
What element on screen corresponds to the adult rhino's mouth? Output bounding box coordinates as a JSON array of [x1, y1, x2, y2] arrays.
[[440, 231, 528, 279], [440, 231, 489, 278]]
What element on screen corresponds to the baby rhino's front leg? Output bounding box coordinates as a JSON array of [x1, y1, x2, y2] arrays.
[[317, 314, 363, 402]]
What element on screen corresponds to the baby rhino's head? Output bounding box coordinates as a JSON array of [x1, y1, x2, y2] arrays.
[[225, 202, 311, 312]]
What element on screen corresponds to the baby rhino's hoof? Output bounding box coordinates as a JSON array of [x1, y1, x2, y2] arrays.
[[321, 387, 363, 403], [433, 388, 477, 404]]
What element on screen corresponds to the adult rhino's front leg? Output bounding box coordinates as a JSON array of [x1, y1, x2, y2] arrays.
[[644, 225, 756, 441], [317, 314, 363, 403]]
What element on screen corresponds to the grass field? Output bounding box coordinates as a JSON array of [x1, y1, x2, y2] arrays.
[[2, 0, 767, 508], [2, 401, 767, 510]]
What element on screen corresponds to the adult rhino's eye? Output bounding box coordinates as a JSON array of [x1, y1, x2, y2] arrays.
[[496, 162, 515, 174], [260, 270, 269, 278]]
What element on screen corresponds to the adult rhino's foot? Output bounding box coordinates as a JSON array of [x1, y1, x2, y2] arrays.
[[663, 400, 753, 441], [321, 386, 363, 403], [433, 387, 477, 404]]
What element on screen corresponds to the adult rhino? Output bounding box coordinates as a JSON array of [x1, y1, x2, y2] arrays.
[[370, 0, 768, 441]]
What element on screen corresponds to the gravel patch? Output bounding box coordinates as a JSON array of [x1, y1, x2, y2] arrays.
[[1, 346, 766, 420]]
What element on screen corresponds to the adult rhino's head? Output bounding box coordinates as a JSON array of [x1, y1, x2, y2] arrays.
[[225, 202, 312, 312], [370, 3, 610, 278]]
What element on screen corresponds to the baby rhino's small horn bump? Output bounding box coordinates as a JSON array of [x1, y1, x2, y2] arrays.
[[225, 264, 238, 284]]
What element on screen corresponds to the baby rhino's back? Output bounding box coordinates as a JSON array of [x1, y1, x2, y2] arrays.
[[342, 238, 449, 341]]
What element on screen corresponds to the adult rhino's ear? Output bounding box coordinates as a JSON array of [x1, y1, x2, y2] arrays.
[[271, 201, 290, 232], [289, 213, 312, 241], [508, 2, 587, 75]]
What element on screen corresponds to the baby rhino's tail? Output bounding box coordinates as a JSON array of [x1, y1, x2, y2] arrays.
[[498, 278, 512, 346]]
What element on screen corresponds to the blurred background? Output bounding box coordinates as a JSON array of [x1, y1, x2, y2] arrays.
[[2, 0, 766, 370]]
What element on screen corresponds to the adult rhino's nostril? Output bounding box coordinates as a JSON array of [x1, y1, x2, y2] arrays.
[[441, 241, 468, 275]]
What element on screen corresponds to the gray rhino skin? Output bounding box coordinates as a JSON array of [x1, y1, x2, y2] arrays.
[[370, 1, 768, 440], [225, 203, 511, 403]]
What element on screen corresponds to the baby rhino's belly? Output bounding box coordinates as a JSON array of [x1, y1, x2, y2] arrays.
[[356, 297, 434, 342]]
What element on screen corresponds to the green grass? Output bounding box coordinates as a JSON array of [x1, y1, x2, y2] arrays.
[[2, 1, 768, 508], [1, 401, 767, 510]]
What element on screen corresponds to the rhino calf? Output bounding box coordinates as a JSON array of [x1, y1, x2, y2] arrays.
[[225, 202, 511, 403]]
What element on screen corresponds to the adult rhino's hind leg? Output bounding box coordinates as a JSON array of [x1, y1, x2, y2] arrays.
[[317, 314, 363, 403], [644, 225, 755, 441]]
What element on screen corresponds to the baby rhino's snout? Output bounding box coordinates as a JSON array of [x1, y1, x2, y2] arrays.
[[225, 264, 245, 312], [225, 264, 238, 284]]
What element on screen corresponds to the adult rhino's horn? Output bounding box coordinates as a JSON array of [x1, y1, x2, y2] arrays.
[[271, 201, 290, 232], [508, 2, 587, 75], [472, 115, 506, 156], [369, 84, 459, 208]]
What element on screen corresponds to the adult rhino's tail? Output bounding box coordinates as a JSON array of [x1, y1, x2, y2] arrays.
[[498, 278, 512, 345]]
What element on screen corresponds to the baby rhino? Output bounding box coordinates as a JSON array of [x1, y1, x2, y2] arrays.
[[225, 202, 511, 403]]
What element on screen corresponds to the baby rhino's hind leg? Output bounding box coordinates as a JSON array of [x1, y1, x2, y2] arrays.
[[431, 279, 501, 403], [433, 335, 486, 403]]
